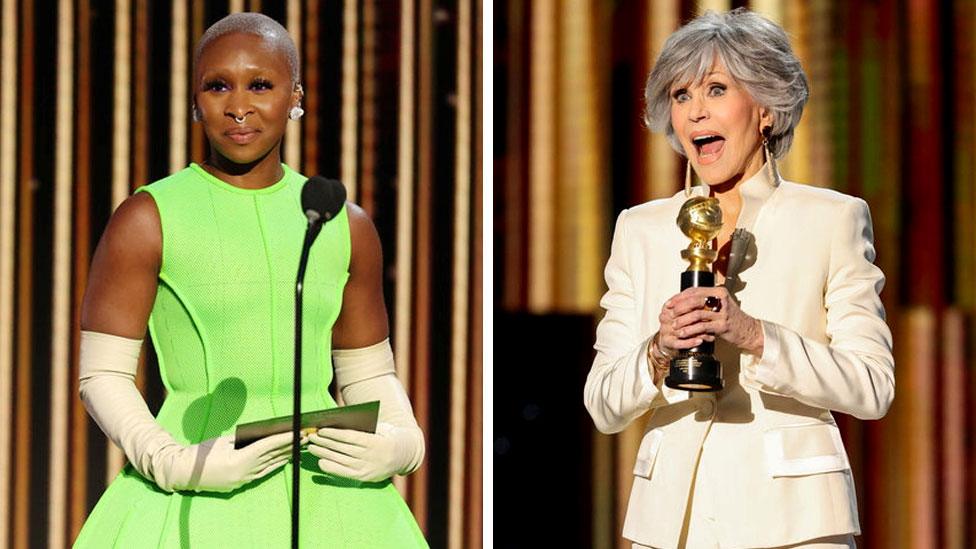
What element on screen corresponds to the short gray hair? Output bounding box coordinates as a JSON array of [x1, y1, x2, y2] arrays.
[[194, 12, 300, 85], [644, 8, 808, 159]]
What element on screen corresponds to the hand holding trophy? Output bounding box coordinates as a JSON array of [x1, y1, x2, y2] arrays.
[[665, 196, 724, 391]]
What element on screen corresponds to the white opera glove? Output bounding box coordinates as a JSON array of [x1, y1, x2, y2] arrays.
[[309, 422, 405, 483], [308, 339, 425, 482], [161, 431, 300, 493], [78, 330, 303, 493]]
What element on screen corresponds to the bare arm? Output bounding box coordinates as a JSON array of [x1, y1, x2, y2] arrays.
[[80, 192, 161, 337], [331, 203, 389, 349]]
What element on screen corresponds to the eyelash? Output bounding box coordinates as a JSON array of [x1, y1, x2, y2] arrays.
[[202, 79, 275, 92], [203, 80, 227, 92], [672, 84, 726, 102]]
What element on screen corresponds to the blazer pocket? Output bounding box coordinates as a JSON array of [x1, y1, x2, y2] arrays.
[[763, 422, 850, 478], [633, 429, 664, 478]]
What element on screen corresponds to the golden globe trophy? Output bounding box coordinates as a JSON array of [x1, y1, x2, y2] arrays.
[[665, 196, 724, 392]]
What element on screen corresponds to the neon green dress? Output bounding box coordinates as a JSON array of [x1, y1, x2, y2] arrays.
[[74, 164, 428, 548]]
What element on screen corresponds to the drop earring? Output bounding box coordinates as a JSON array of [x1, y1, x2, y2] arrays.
[[191, 105, 201, 122], [762, 126, 780, 185], [685, 158, 693, 197], [289, 106, 304, 120]]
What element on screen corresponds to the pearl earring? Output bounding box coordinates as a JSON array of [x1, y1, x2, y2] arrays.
[[289, 106, 304, 120]]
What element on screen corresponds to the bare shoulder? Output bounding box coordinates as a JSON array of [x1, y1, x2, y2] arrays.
[[111, 192, 162, 241], [344, 201, 383, 272]]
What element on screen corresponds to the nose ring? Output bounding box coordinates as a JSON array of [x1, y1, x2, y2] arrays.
[[234, 114, 247, 124]]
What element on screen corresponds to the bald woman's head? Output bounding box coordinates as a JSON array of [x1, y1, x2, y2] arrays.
[[194, 12, 300, 85]]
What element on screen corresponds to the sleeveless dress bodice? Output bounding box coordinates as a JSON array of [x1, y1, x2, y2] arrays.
[[74, 164, 427, 548], [146, 163, 348, 443]]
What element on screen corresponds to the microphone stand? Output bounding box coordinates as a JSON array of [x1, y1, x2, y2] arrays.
[[293, 215, 323, 549]]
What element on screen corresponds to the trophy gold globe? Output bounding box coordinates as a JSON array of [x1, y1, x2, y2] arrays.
[[665, 196, 724, 392]]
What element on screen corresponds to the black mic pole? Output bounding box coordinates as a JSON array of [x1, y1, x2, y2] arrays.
[[292, 176, 344, 549], [293, 215, 322, 549]]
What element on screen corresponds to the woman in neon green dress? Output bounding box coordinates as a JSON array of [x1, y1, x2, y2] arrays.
[[74, 13, 427, 548]]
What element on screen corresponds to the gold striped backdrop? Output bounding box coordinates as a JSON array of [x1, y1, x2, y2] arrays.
[[0, 1, 482, 547], [497, 1, 976, 548]]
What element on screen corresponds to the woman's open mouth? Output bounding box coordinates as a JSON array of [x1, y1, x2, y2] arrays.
[[692, 134, 725, 165]]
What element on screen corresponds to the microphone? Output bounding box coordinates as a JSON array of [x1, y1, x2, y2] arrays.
[[293, 176, 346, 549], [723, 228, 754, 292], [301, 176, 347, 242], [302, 175, 347, 223]]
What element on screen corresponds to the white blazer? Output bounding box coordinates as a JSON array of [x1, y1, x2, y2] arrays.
[[584, 166, 894, 549]]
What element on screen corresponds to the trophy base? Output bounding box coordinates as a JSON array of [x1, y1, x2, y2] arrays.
[[665, 354, 723, 392]]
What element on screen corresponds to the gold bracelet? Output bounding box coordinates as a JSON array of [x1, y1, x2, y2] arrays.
[[648, 333, 672, 370]]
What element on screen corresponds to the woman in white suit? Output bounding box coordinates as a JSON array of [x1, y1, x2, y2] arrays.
[[584, 9, 894, 549]]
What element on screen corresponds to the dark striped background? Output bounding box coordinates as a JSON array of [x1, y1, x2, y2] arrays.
[[496, 1, 976, 548], [0, 1, 483, 547]]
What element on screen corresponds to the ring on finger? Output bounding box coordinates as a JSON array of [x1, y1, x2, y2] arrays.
[[704, 295, 722, 313]]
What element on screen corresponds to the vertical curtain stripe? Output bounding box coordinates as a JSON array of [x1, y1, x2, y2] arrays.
[[646, 0, 679, 200], [467, 5, 483, 545], [170, 0, 188, 173], [953, 1, 976, 309], [777, 0, 814, 185], [905, 308, 938, 547], [500, 1, 525, 310], [132, 0, 149, 190], [106, 0, 131, 482], [556, 0, 606, 311], [527, 0, 556, 312], [69, 1, 93, 538], [130, 0, 152, 436], [394, 0, 417, 500], [878, 0, 902, 305], [412, 0, 434, 529], [13, 0, 34, 544], [302, 0, 320, 176], [942, 310, 966, 549], [111, 0, 131, 210], [0, 0, 17, 543], [285, 0, 301, 170], [448, 0, 472, 545], [341, 0, 359, 201], [360, 0, 377, 213], [394, 2, 415, 407], [47, 0, 74, 545], [190, 2, 205, 163]]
